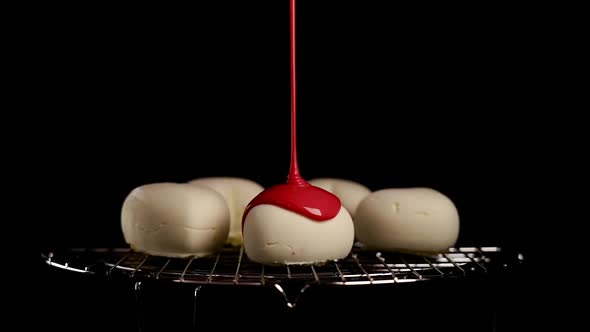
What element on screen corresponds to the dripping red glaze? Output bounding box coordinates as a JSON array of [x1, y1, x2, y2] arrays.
[[242, 0, 341, 226], [243, 178, 341, 222]]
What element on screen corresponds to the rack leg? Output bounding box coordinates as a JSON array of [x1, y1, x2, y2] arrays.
[[192, 286, 202, 329], [135, 281, 144, 332]]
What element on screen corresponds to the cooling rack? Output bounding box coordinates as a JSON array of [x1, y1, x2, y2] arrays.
[[41, 245, 523, 308]]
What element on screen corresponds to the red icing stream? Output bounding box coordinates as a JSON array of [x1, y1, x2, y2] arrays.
[[242, 0, 341, 226]]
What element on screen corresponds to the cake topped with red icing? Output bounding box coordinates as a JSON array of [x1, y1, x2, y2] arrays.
[[241, 0, 355, 265]]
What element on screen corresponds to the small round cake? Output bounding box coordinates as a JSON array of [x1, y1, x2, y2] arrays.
[[308, 178, 371, 218], [188, 177, 263, 246], [243, 204, 354, 265], [354, 188, 459, 255], [121, 182, 230, 258]]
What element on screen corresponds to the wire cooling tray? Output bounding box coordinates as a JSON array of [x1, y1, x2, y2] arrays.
[[41, 246, 524, 309], [41, 246, 524, 331], [41, 246, 521, 288]]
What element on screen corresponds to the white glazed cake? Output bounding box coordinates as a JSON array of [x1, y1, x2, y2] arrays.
[[354, 188, 459, 254], [308, 178, 371, 218], [121, 182, 230, 258], [188, 177, 264, 246], [243, 205, 355, 265]]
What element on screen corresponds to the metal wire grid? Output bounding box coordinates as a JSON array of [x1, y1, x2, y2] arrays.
[[42, 246, 511, 286]]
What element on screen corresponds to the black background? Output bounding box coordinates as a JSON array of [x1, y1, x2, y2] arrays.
[[22, 1, 567, 258], [18, 1, 581, 330]]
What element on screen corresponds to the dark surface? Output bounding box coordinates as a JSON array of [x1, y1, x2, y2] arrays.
[[17, 1, 563, 330]]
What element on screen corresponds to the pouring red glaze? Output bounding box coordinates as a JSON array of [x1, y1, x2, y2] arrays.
[[242, 0, 341, 226]]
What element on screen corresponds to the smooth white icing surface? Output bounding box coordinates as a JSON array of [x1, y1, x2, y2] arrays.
[[188, 177, 264, 246], [354, 188, 459, 254], [309, 178, 371, 218], [121, 182, 230, 258], [243, 204, 354, 265]]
